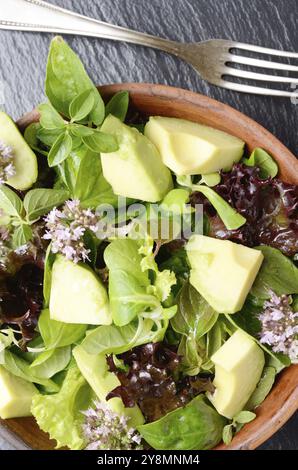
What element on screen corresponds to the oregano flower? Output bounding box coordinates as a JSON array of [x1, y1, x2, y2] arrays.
[[259, 290, 298, 363], [43, 200, 99, 263], [82, 400, 142, 450], [0, 140, 15, 184]]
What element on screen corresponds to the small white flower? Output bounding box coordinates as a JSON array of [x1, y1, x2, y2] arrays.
[[81, 400, 142, 450], [0, 140, 16, 184], [259, 290, 298, 363]]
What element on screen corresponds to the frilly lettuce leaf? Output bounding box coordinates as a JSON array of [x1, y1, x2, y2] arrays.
[[138, 234, 176, 302], [104, 237, 176, 326], [31, 363, 94, 449]]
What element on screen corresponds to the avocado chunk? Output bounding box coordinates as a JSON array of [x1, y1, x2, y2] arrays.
[[207, 330, 265, 418], [0, 112, 38, 190], [145, 116, 244, 176], [50, 255, 111, 325], [0, 365, 37, 419], [73, 346, 144, 427], [100, 115, 173, 202], [186, 235, 263, 313]]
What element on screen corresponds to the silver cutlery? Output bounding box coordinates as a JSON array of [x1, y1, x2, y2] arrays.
[[0, 0, 297, 97]]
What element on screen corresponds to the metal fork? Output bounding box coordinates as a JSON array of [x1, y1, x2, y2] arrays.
[[1, 0, 298, 97]]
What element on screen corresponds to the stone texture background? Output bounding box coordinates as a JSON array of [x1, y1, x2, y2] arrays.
[[0, 0, 297, 450]]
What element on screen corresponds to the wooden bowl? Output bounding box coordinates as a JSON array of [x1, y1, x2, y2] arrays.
[[1, 83, 297, 450]]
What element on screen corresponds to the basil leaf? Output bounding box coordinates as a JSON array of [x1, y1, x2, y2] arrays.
[[45, 36, 105, 125], [69, 89, 95, 122], [24, 188, 69, 222], [0, 185, 23, 218], [3, 350, 59, 392], [233, 410, 256, 424], [105, 91, 129, 122], [245, 366, 276, 410], [29, 346, 71, 379], [171, 282, 219, 376], [12, 224, 33, 249], [72, 148, 116, 207], [138, 395, 225, 450], [48, 132, 72, 167], [24, 123, 48, 156], [43, 244, 55, 307], [177, 334, 202, 376], [243, 148, 278, 179], [206, 321, 225, 359], [82, 131, 119, 153], [38, 309, 87, 349], [70, 124, 94, 137], [38, 103, 65, 130], [171, 282, 218, 339], [251, 246, 298, 299], [37, 127, 64, 147], [192, 184, 246, 230]]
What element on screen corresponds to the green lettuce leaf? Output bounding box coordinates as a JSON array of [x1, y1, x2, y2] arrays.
[[104, 239, 158, 326], [138, 394, 225, 450], [31, 363, 94, 449]]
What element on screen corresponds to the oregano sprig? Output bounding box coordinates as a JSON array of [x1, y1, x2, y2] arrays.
[[0, 185, 69, 249]]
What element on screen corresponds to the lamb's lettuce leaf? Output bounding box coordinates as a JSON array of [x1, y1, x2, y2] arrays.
[[3, 350, 59, 392], [243, 148, 278, 179], [38, 309, 87, 349], [176, 175, 245, 230], [29, 346, 71, 379], [31, 363, 94, 449], [192, 184, 246, 230], [81, 315, 173, 356]]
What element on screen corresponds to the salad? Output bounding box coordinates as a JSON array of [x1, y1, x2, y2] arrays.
[[0, 37, 297, 451]]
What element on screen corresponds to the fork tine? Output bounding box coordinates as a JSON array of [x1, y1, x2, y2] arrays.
[[228, 54, 298, 72], [223, 67, 298, 84], [218, 80, 298, 97], [229, 41, 298, 59]]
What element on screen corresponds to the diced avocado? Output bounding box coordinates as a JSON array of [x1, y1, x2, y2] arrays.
[[0, 112, 38, 190], [145, 116, 244, 176], [186, 235, 263, 313], [73, 346, 144, 427], [207, 330, 265, 418], [49, 255, 111, 325], [100, 115, 173, 202], [0, 365, 37, 419]]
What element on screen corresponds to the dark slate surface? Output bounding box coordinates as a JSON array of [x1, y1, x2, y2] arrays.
[[0, 0, 297, 450]]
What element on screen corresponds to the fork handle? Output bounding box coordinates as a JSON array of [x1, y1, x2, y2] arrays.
[[0, 0, 181, 56]]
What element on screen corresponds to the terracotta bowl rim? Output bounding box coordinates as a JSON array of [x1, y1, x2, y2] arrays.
[[1, 82, 297, 451]]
